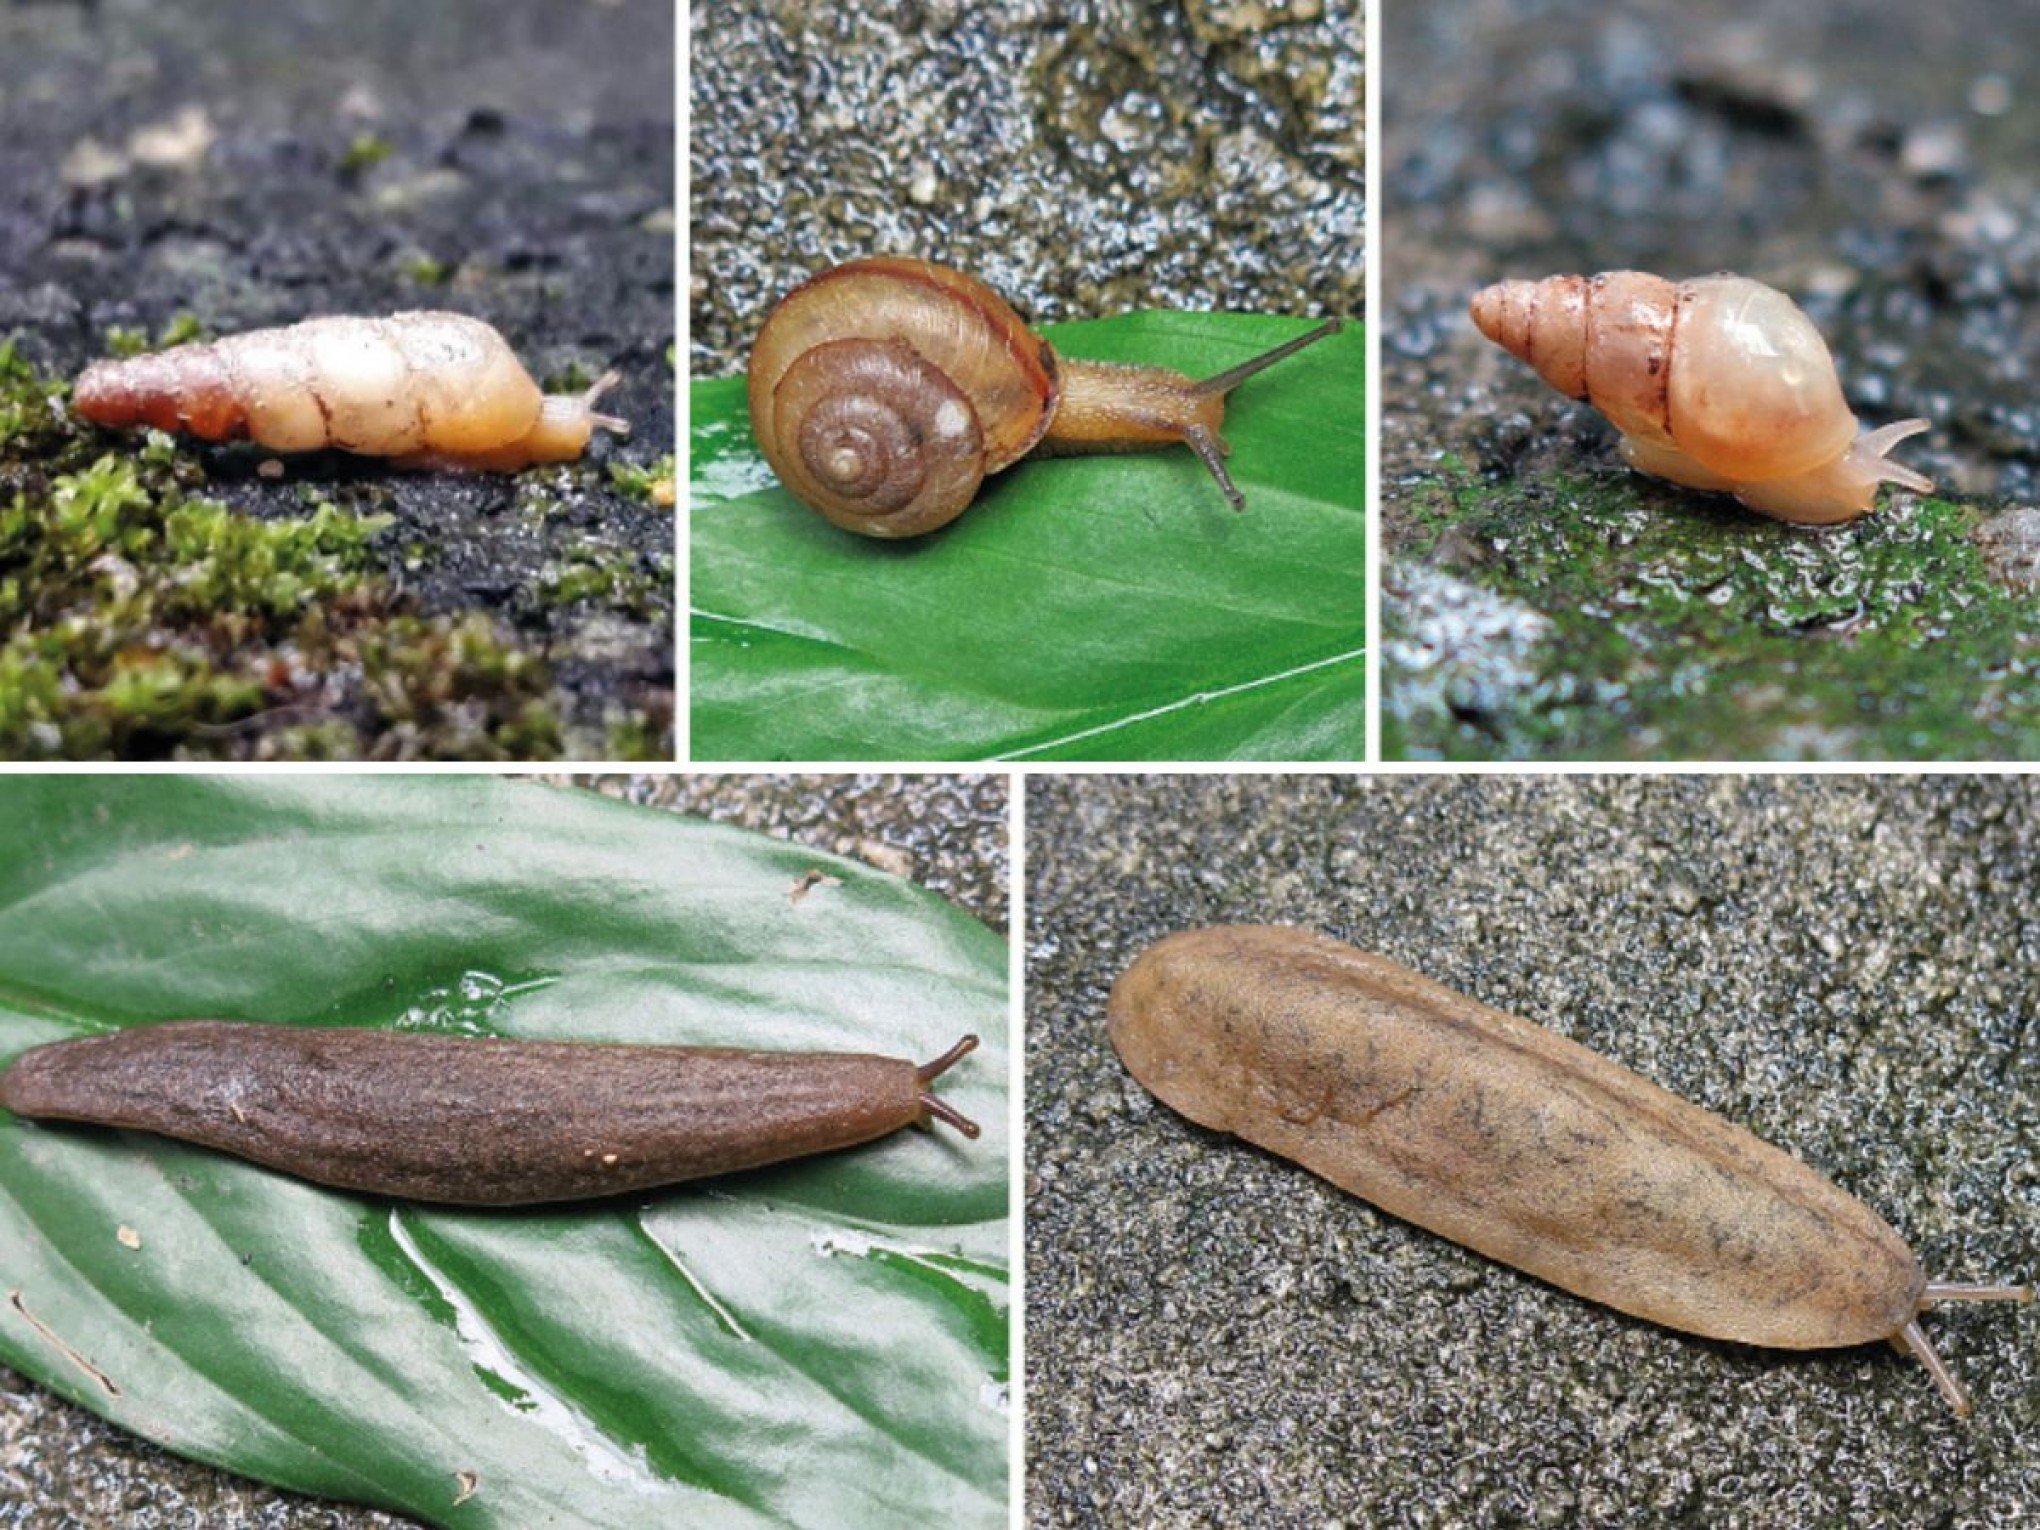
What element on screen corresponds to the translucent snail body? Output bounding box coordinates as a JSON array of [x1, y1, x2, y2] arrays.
[[1470, 272, 1932, 525], [73, 312, 627, 472], [747, 256, 1340, 538]]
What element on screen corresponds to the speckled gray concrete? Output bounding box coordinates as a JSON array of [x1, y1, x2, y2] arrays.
[[1, 774, 1009, 1530], [689, 0, 1365, 375], [1026, 774, 2040, 1529]]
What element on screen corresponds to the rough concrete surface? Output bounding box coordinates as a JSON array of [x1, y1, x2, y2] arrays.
[[1385, 0, 2040, 760], [1027, 773, 2040, 1528], [689, 0, 1366, 376], [0, 0, 675, 759], [1, 773, 1008, 1529]]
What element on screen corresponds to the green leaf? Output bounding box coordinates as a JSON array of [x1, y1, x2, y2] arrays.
[[692, 313, 1367, 760], [0, 778, 1008, 1529]]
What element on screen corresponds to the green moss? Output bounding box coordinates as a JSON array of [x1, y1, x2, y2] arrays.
[[103, 313, 205, 358], [608, 453, 675, 506], [543, 544, 665, 617], [400, 253, 451, 285], [1386, 462, 2040, 761], [602, 713, 667, 762], [340, 133, 394, 173]]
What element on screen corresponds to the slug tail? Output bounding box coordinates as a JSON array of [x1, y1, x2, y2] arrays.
[[1895, 1318, 1972, 1416]]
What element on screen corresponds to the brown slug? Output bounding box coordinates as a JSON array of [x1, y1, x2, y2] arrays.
[[73, 313, 628, 471], [747, 256, 1342, 537], [0, 1022, 980, 1206], [1109, 926, 2029, 1415]]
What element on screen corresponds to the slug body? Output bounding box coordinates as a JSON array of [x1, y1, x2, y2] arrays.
[[73, 312, 628, 471], [1469, 272, 1933, 525], [0, 1022, 979, 1206], [747, 256, 1340, 537], [1109, 926, 2028, 1413]]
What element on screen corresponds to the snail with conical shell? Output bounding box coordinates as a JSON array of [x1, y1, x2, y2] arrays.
[[74, 312, 628, 472], [747, 256, 1341, 538], [1470, 272, 1933, 525]]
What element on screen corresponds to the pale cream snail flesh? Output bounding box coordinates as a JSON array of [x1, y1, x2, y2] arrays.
[[1470, 272, 1933, 526], [747, 256, 1342, 538]]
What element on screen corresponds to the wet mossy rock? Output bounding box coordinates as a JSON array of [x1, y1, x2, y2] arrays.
[[1385, 461, 2040, 762]]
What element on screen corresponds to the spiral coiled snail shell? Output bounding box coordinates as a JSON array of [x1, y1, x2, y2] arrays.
[[1471, 272, 1933, 526]]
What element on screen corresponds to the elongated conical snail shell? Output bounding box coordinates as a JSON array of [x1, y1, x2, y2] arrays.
[[73, 312, 628, 471], [1470, 272, 1933, 526], [747, 256, 1343, 538]]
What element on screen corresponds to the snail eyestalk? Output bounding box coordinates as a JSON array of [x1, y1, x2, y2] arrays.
[[1192, 317, 1344, 399], [581, 370, 631, 438], [916, 1033, 982, 1138]]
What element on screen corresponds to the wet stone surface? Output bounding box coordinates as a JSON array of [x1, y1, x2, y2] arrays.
[[689, 0, 1366, 375], [1384, 0, 2040, 760], [0, 0, 675, 759], [1026, 772, 2040, 1530]]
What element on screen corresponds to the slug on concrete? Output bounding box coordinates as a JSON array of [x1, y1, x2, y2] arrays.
[[0, 1022, 979, 1206], [1108, 925, 2029, 1414]]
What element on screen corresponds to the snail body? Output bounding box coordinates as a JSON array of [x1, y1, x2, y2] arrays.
[[1470, 272, 1933, 525], [0, 1021, 979, 1206], [1110, 926, 2030, 1414], [73, 312, 628, 472], [747, 256, 1340, 537]]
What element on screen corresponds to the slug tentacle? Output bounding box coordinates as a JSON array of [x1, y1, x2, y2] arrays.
[[914, 1033, 983, 1139], [1920, 1281, 2035, 1306], [1896, 1319, 1971, 1417], [1470, 271, 1932, 526], [1892, 1284, 2034, 1415]]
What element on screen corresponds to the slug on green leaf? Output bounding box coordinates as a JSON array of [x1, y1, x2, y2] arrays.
[[0, 1022, 980, 1206]]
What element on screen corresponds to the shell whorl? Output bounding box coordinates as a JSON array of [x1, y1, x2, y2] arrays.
[[770, 339, 987, 536], [1470, 272, 1860, 484], [748, 257, 1061, 537]]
